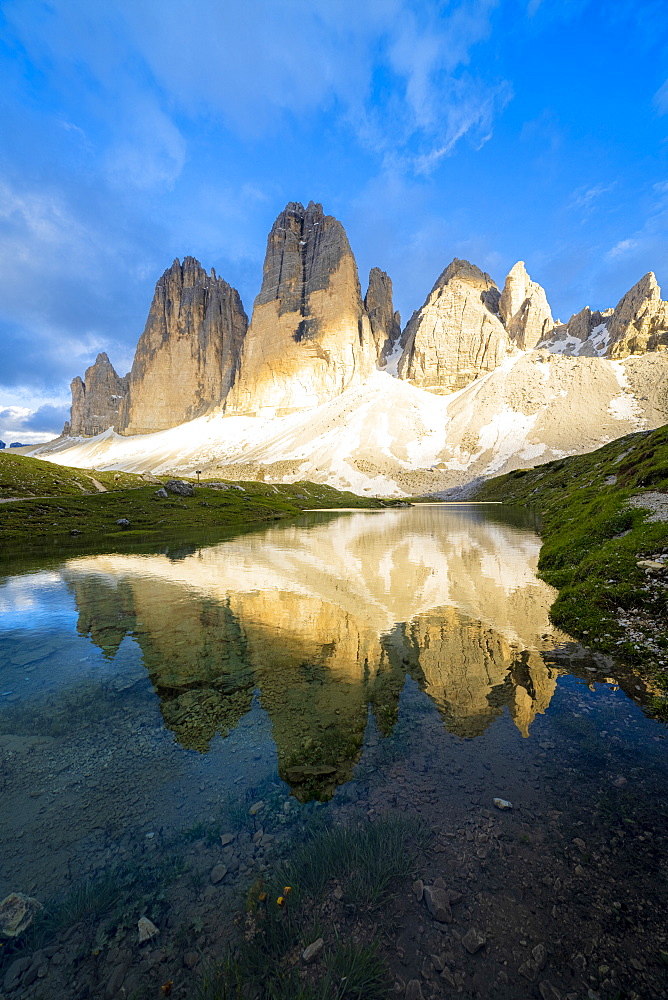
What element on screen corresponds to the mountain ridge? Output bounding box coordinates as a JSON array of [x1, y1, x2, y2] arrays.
[[34, 199, 668, 492]]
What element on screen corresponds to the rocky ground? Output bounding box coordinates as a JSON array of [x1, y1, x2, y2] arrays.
[[1, 676, 666, 1000]]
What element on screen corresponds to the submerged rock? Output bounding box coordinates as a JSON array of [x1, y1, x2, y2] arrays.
[[302, 937, 324, 963], [493, 797, 513, 810], [0, 892, 42, 938], [137, 916, 159, 944]]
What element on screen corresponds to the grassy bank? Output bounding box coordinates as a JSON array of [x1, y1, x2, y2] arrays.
[[0, 453, 404, 550], [0, 450, 148, 498], [472, 425, 668, 717]]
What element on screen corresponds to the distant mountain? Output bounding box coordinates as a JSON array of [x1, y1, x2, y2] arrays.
[[38, 199, 668, 494]]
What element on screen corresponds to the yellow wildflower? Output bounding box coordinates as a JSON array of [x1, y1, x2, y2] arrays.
[[277, 896, 285, 906]]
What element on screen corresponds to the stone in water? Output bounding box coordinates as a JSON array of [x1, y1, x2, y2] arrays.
[[0, 893, 42, 938], [137, 916, 159, 943], [493, 797, 513, 810]]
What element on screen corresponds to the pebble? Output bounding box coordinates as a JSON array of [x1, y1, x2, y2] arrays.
[[137, 916, 159, 944], [461, 927, 486, 954], [539, 982, 562, 1000], [493, 798, 513, 810], [3, 956, 31, 992], [405, 980, 425, 1000], [220, 833, 235, 846], [249, 800, 264, 816], [412, 879, 424, 901], [210, 864, 228, 884], [423, 885, 452, 923], [302, 937, 324, 964]]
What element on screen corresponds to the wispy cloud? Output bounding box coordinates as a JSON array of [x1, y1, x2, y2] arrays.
[[653, 77, 668, 114], [569, 182, 617, 210], [607, 238, 639, 258]]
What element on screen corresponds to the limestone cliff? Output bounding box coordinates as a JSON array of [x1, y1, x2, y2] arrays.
[[397, 259, 508, 393], [539, 272, 668, 360], [364, 267, 402, 366], [225, 202, 377, 416], [64, 353, 128, 437], [607, 272, 668, 358], [499, 261, 553, 350], [118, 257, 247, 435]]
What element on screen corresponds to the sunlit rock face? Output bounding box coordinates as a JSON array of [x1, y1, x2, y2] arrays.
[[364, 267, 402, 366], [63, 507, 568, 799], [607, 272, 668, 358], [118, 257, 248, 435], [538, 273, 668, 360], [499, 261, 554, 350], [65, 354, 129, 437], [398, 259, 509, 393], [225, 202, 377, 417]]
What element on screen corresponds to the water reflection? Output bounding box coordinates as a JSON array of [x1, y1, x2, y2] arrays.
[[59, 506, 566, 798]]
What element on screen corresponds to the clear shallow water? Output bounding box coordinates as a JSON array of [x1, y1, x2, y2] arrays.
[[1, 505, 666, 999]]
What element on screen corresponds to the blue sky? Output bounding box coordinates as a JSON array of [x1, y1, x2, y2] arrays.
[[1, 0, 667, 443]]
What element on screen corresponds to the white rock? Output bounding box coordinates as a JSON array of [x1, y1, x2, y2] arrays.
[[493, 797, 513, 810], [137, 916, 159, 944], [302, 937, 324, 964]]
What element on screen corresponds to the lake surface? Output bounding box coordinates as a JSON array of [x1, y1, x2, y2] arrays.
[[1, 505, 666, 999]]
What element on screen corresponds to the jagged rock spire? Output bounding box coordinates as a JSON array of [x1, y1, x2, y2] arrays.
[[499, 261, 554, 350], [65, 352, 128, 437], [117, 257, 248, 435], [225, 201, 377, 416]]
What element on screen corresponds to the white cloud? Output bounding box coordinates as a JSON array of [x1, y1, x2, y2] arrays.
[[653, 77, 668, 114], [607, 238, 639, 258], [570, 182, 617, 210]]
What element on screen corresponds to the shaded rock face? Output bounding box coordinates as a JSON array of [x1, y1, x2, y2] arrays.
[[364, 267, 402, 365], [499, 261, 553, 350], [65, 353, 129, 437], [225, 202, 377, 416], [118, 257, 247, 435], [607, 272, 668, 358], [397, 259, 508, 394]]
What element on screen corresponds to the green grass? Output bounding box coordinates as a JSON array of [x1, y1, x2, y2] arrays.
[[195, 815, 418, 1000], [0, 452, 404, 551], [275, 815, 424, 909], [0, 449, 147, 498], [470, 424, 668, 715]]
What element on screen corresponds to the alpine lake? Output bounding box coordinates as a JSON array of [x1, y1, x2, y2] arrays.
[[1, 504, 666, 1000]]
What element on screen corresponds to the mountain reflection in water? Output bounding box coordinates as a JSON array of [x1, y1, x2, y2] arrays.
[[63, 506, 566, 798]]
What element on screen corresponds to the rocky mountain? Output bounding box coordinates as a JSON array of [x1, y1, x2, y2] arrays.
[[364, 267, 402, 366], [397, 259, 507, 393], [539, 271, 668, 359], [498, 261, 553, 350], [46, 199, 668, 494], [64, 353, 128, 437], [225, 202, 377, 417], [117, 257, 248, 435]]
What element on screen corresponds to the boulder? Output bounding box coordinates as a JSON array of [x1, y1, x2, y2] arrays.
[[165, 480, 194, 497]]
